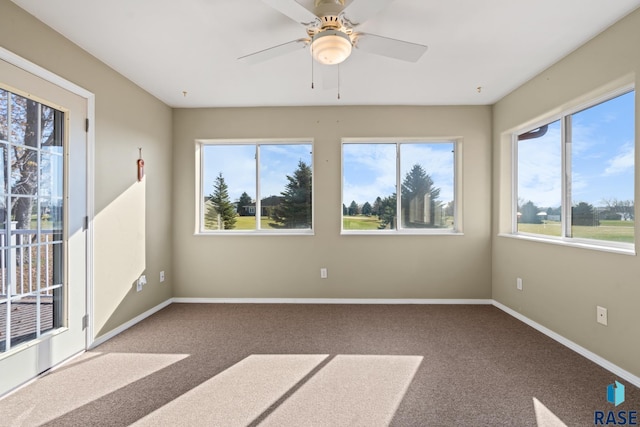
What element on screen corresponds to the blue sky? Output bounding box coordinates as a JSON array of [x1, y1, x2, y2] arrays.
[[518, 90, 635, 208], [202, 143, 312, 202], [203, 141, 455, 207], [342, 142, 455, 207], [202, 89, 634, 211]]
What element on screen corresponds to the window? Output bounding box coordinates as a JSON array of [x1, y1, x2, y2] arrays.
[[342, 140, 458, 233], [515, 88, 635, 248], [198, 140, 313, 233], [0, 87, 65, 352]]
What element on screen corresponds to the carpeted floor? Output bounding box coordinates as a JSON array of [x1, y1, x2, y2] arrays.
[[0, 303, 637, 426]]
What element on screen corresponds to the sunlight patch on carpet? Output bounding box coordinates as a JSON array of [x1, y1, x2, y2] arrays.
[[261, 355, 423, 426], [0, 352, 188, 425], [132, 354, 329, 426], [533, 397, 568, 427]]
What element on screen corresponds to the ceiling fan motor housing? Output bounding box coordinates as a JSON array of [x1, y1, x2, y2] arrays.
[[320, 15, 341, 29], [314, 0, 345, 17], [311, 29, 352, 65]]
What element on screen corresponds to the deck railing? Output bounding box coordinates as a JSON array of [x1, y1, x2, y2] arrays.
[[0, 228, 59, 298]]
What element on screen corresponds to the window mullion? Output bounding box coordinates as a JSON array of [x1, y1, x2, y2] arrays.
[[395, 143, 401, 231], [5, 94, 11, 351], [255, 145, 261, 230], [35, 105, 42, 337], [511, 134, 519, 233], [562, 115, 572, 238], [199, 143, 205, 233]]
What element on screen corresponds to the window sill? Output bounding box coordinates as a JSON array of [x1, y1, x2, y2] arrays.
[[341, 230, 463, 236], [196, 230, 314, 236], [497, 233, 635, 256]]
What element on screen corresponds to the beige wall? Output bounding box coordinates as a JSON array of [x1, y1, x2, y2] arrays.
[[492, 9, 640, 375], [0, 1, 174, 339], [173, 106, 492, 299]]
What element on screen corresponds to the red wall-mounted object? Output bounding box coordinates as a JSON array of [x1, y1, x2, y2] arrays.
[[137, 147, 144, 181], [137, 158, 145, 181]]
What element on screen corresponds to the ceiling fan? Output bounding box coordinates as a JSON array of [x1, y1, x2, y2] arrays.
[[238, 0, 428, 66]]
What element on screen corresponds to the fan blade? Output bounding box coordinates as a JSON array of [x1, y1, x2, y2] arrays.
[[262, 0, 318, 25], [238, 39, 309, 64], [355, 33, 428, 62], [341, 0, 395, 26]]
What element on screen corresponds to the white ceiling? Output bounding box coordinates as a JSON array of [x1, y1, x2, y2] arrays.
[[11, 0, 640, 108]]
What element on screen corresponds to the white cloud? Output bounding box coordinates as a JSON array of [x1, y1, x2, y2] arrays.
[[517, 128, 562, 207], [203, 143, 312, 201], [342, 142, 455, 205], [603, 142, 634, 176], [343, 143, 396, 204]]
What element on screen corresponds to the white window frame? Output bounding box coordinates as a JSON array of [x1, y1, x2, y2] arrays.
[[341, 137, 463, 235], [511, 84, 635, 254], [195, 138, 314, 235]]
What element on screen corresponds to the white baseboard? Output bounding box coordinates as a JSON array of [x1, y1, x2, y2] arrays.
[[172, 297, 494, 305], [89, 299, 173, 349], [493, 300, 640, 388]]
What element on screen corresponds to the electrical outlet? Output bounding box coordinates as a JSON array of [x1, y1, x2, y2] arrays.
[[597, 306, 608, 326], [516, 277, 523, 291], [320, 268, 328, 279], [160, 271, 165, 282], [136, 275, 147, 292]]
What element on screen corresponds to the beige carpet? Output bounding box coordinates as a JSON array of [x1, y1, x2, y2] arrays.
[[0, 304, 637, 426]]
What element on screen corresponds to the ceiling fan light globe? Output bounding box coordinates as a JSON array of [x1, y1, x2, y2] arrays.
[[311, 30, 352, 65]]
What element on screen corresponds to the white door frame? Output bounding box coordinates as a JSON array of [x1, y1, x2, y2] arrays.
[[0, 47, 95, 349]]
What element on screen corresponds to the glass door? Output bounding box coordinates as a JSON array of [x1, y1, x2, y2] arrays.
[[0, 89, 65, 352], [0, 56, 88, 395]]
